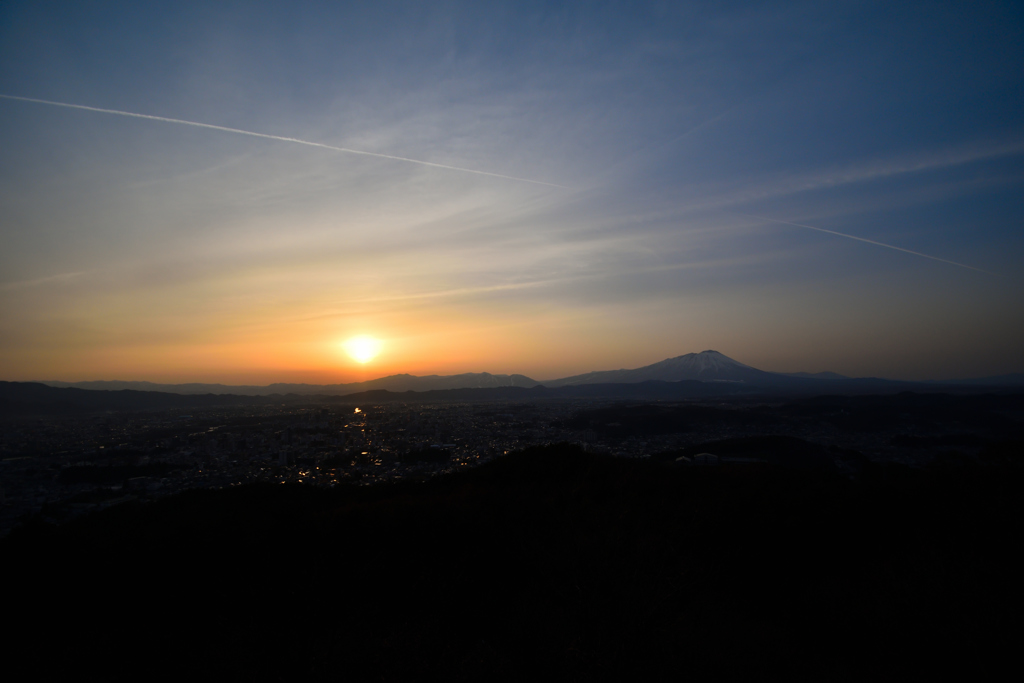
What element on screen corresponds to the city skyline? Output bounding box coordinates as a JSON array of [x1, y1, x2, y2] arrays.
[[2, 2, 1023, 384]]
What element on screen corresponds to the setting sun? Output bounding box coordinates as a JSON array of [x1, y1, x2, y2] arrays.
[[343, 335, 383, 364]]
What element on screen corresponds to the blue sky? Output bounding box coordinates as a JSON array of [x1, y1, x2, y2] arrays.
[[1, 1, 1022, 382]]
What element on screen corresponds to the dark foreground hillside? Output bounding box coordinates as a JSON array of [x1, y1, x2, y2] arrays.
[[4, 444, 1022, 681]]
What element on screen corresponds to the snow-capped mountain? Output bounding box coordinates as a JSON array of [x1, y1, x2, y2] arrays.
[[543, 350, 785, 386]]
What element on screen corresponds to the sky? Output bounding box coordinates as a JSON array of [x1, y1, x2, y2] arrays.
[[1, 0, 1022, 383]]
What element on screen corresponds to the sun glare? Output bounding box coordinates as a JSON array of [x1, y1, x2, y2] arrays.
[[343, 335, 382, 364]]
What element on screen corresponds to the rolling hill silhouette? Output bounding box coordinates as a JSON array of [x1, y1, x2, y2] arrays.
[[33, 350, 1023, 398]]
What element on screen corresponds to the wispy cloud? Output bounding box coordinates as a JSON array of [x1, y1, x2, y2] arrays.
[[764, 139, 1024, 197], [707, 139, 1024, 210], [299, 253, 765, 320]]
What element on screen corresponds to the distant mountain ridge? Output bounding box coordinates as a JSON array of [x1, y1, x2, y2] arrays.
[[34, 350, 1024, 396], [543, 350, 784, 386], [929, 373, 1024, 386], [782, 371, 850, 380], [39, 372, 540, 396]]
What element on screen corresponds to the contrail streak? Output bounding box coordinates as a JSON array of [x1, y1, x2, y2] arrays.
[[737, 213, 993, 274], [0, 270, 88, 292], [0, 93, 571, 189]]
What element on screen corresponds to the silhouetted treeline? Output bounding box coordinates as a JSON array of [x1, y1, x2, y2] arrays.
[[0, 380, 733, 415], [559, 403, 778, 434], [4, 442, 1022, 681], [565, 392, 1024, 437], [652, 434, 854, 472], [56, 462, 180, 485], [0, 381, 282, 414], [9, 380, 1020, 417]]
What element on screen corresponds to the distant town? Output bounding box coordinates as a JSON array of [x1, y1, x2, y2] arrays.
[[3, 388, 1021, 536]]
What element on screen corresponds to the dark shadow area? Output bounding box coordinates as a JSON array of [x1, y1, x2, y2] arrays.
[[4, 442, 1022, 681], [652, 434, 844, 471]]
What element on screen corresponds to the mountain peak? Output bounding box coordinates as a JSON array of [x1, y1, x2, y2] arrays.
[[545, 350, 769, 386]]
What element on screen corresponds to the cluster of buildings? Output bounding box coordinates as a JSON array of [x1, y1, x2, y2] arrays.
[[0, 400, 599, 534], [1, 393, 1002, 535]]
